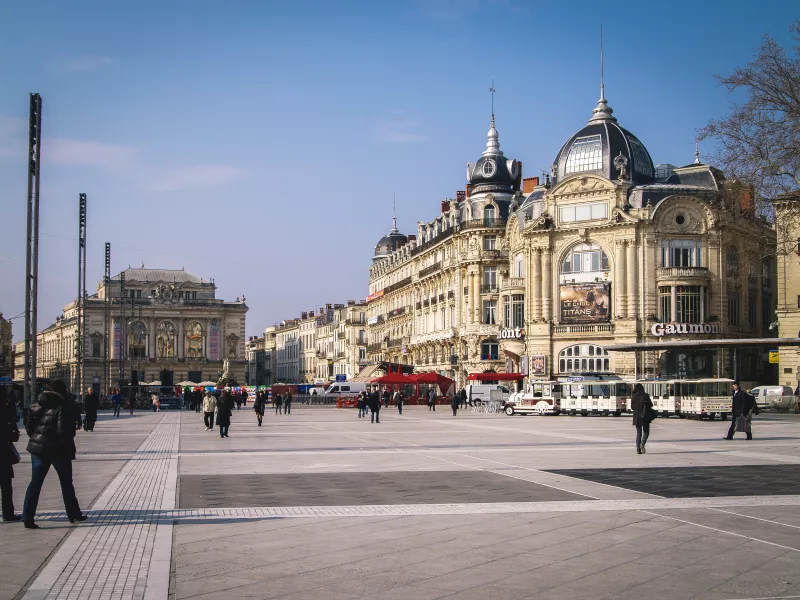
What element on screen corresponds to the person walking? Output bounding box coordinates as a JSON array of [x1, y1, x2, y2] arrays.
[[460, 388, 467, 410], [202, 391, 217, 431], [83, 387, 99, 432], [724, 380, 757, 441], [393, 389, 403, 415], [22, 380, 86, 529], [451, 393, 459, 417], [274, 393, 283, 415], [128, 391, 135, 415], [217, 392, 232, 438], [367, 388, 381, 424], [1, 387, 22, 522], [357, 392, 366, 418], [382, 389, 390, 409], [428, 387, 436, 412], [284, 392, 292, 415], [242, 388, 249, 408], [111, 389, 122, 417], [254, 392, 266, 426], [631, 383, 654, 454], [194, 390, 202, 413]]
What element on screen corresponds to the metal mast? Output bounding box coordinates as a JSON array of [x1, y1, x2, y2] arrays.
[[104, 243, 111, 393], [119, 270, 126, 390], [24, 93, 42, 408], [76, 194, 87, 400]]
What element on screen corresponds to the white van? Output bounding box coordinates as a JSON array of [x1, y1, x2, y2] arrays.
[[466, 384, 511, 406], [326, 382, 367, 398], [749, 385, 797, 411]]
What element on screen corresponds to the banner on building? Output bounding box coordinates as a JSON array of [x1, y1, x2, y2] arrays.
[[530, 355, 546, 377], [209, 321, 220, 361], [113, 321, 122, 358], [559, 283, 610, 324]]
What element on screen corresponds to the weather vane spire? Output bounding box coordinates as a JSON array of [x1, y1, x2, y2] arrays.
[[489, 79, 496, 120], [694, 141, 701, 164], [600, 25, 605, 101], [392, 192, 397, 231]]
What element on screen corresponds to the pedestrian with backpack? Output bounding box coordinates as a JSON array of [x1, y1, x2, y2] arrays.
[[631, 383, 655, 454]]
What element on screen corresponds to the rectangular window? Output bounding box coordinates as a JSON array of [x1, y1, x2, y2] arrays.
[[504, 298, 511, 328], [676, 286, 702, 323], [559, 202, 608, 224], [483, 267, 497, 289], [763, 292, 773, 330], [728, 286, 740, 326], [483, 300, 497, 325], [748, 291, 757, 327], [515, 254, 524, 277], [483, 235, 497, 250], [661, 239, 702, 268], [659, 286, 672, 322], [511, 294, 524, 329], [92, 341, 101, 357], [481, 342, 499, 361]]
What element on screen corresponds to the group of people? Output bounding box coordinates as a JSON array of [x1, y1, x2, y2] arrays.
[[2, 381, 85, 529], [272, 391, 292, 415], [629, 380, 759, 454], [199, 389, 272, 437]]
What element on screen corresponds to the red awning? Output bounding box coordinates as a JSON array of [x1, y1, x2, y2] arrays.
[[409, 372, 455, 395], [467, 373, 524, 382], [371, 373, 416, 385]]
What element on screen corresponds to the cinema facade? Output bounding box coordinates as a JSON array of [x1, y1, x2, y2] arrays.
[[367, 89, 778, 387]]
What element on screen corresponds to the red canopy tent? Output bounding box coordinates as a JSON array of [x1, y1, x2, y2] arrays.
[[409, 372, 455, 395], [371, 373, 416, 385], [467, 373, 524, 382]]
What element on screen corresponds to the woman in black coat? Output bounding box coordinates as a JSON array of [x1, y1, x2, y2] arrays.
[[450, 394, 459, 417], [216, 393, 232, 438], [1, 386, 21, 522], [253, 393, 266, 427], [630, 383, 654, 454]]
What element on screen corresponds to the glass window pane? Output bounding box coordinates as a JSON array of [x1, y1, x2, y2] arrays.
[[575, 204, 591, 221], [565, 135, 603, 174]]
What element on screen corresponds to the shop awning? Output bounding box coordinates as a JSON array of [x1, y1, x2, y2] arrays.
[[605, 337, 800, 352], [371, 373, 416, 385], [409, 372, 455, 395], [467, 373, 524, 382]]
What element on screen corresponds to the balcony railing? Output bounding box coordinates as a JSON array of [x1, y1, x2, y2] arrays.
[[438, 293, 445, 303], [336, 351, 345, 359], [431, 296, 438, 305], [337, 331, 346, 340], [552, 323, 615, 334], [481, 284, 499, 294], [366, 344, 382, 353], [410, 228, 454, 257], [423, 299, 429, 307], [415, 302, 422, 310], [460, 218, 507, 231], [419, 262, 442, 279], [387, 306, 406, 319], [384, 276, 412, 294], [447, 290, 455, 299], [656, 266, 710, 280], [387, 338, 403, 348], [501, 277, 525, 291]]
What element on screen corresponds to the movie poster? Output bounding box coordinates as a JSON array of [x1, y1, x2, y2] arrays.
[[559, 283, 611, 324], [530, 355, 546, 376]]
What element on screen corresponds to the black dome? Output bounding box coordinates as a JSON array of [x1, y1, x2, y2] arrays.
[[373, 226, 407, 261], [467, 116, 521, 195], [552, 96, 654, 185]]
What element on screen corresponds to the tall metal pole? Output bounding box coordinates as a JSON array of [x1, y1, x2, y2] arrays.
[[24, 93, 42, 410], [77, 194, 87, 401], [104, 243, 111, 394], [119, 270, 126, 390]]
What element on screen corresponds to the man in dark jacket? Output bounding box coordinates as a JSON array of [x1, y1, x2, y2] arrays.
[[254, 392, 266, 426], [725, 381, 756, 440], [1, 386, 22, 521], [22, 380, 85, 529], [630, 383, 654, 454], [83, 387, 99, 432], [382, 389, 390, 408], [367, 388, 381, 424], [428, 388, 436, 411], [284, 392, 292, 415]]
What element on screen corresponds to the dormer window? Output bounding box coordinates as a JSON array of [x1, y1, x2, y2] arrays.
[[564, 134, 602, 174]]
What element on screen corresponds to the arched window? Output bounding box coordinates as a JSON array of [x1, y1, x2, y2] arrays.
[[558, 344, 610, 374], [561, 243, 609, 274], [127, 321, 147, 359], [483, 205, 496, 226], [185, 322, 204, 358], [156, 322, 176, 358]]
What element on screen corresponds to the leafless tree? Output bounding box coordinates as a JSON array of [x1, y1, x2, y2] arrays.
[[700, 20, 800, 213]]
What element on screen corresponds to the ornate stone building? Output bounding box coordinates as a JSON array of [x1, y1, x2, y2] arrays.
[[14, 268, 248, 391], [774, 192, 800, 387], [368, 89, 778, 386]]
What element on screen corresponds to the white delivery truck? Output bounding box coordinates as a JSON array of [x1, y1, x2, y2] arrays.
[[466, 383, 512, 406]]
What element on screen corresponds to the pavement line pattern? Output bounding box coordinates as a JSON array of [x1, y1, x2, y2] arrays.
[[22, 413, 180, 600], [29, 493, 800, 521], [639, 510, 800, 552], [709, 507, 800, 530]]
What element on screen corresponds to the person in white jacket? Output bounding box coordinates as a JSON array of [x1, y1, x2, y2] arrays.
[[202, 392, 217, 431]]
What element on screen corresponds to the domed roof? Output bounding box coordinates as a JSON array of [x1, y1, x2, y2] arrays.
[[467, 116, 521, 195], [373, 218, 408, 262], [552, 93, 654, 186]]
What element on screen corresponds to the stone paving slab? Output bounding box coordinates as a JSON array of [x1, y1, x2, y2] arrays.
[[548, 464, 800, 497]]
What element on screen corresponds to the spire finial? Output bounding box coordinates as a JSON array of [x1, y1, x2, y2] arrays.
[[392, 193, 398, 231], [489, 79, 495, 120], [600, 25, 605, 101], [694, 141, 701, 164]]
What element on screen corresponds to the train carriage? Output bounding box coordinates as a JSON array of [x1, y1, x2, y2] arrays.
[[630, 378, 733, 420]]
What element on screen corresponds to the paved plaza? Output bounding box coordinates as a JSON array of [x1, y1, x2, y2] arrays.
[[3, 406, 800, 600]]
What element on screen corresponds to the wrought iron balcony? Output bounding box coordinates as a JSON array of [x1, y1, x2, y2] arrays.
[[480, 284, 499, 294], [460, 218, 507, 231], [501, 277, 525, 291], [419, 262, 442, 279]]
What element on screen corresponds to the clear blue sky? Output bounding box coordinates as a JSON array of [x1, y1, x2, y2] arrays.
[[0, 0, 797, 340]]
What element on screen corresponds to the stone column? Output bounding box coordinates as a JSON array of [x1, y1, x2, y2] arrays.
[[671, 286, 677, 323], [532, 249, 542, 321], [700, 285, 705, 322], [149, 318, 157, 359], [177, 318, 185, 359], [542, 249, 552, 322], [627, 239, 639, 319], [473, 268, 481, 324], [615, 241, 627, 319]]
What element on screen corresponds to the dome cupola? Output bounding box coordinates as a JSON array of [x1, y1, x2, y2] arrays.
[[551, 88, 654, 186], [467, 115, 521, 195], [372, 215, 408, 263]]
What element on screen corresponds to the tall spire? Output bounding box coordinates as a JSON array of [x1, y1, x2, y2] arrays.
[[483, 80, 504, 157], [588, 25, 617, 124], [392, 193, 398, 232], [694, 141, 701, 164]]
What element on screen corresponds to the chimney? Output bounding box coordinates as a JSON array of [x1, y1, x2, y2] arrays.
[[326, 303, 332, 310], [301, 312, 308, 319], [407, 234, 416, 243], [441, 200, 449, 214], [456, 190, 466, 202], [348, 300, 355, 306], [466, 184, 473, 197], [522, 176, 540, 194]]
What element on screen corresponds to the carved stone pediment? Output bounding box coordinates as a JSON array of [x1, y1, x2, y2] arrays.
[[552, 175, 613, 197], [653, 196, 712, 234]]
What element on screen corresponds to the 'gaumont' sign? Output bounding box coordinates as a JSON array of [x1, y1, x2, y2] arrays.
[[650, 322, 720, 336]]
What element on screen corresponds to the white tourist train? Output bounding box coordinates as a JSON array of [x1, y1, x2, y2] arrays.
[[632, 378, 734, 420], [504, 376, 632, 417]]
